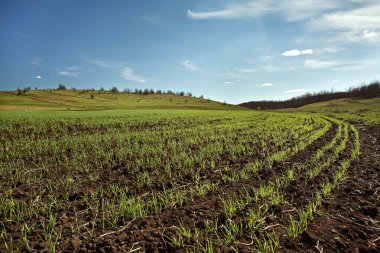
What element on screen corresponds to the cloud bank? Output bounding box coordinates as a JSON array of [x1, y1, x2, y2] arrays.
[[187, 0, 339, 21], [311, 4, 380, 42]]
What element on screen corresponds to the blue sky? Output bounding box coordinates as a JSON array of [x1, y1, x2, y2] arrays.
[[0, 0, 379, 104]]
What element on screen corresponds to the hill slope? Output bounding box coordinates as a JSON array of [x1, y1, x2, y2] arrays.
[[288, 97, 380, 113], [0, 90, 243, 111], [285, 97, 380, 124]]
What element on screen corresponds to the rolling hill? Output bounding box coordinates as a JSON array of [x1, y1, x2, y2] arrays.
[[0, 89, 243, 111], [285, 97, 380, 124], [287, 97, 380, 113]]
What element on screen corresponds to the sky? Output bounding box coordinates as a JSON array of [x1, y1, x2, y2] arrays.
[[0, 0, 379, 104]]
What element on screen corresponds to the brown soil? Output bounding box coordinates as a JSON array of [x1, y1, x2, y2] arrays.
[[57, 120, 339, 252], [79, 123, 378, 253], [281, 124, 380, 253], [2, 122, 379, 253]]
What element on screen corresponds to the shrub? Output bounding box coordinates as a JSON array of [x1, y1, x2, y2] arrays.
[[16, 86, 31, 95], [111, 87, 119, 94], [57, 84, 67, 90]]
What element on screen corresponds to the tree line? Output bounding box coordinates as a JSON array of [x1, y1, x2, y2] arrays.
[[15, 84, 204, 99], [240, 81, 380, 110]]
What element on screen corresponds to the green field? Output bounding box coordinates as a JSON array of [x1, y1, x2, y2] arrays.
[[0, 89, 379, 252], [1, 107, 368, 252], [0, 90, 242, 111]]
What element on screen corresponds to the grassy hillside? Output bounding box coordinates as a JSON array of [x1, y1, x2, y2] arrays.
[[284, 97, 380, 123], [0, 90, 243, 111]]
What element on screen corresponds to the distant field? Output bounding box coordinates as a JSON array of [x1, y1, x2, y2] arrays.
[[283, 97, 380, 124], [0, 90, 242, 111]]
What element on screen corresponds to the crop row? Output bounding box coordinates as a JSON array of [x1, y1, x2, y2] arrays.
[[0, 113, 323, 201], [0, 111, 332, 252], [159, 117, 359, 252], [155, 117, 343, 250]]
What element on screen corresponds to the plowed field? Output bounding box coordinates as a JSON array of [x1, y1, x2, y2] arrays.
[[0, 110, 378, 252]]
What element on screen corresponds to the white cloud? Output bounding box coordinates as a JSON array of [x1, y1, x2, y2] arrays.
[[283, 50, 301, 56], [82, 55, 121, 68], [181, 60, 198, 71], [362, 29, 379, 40], [66, 65, 79, 71], [301, 49, 313, 55], [142, 16, 157, 24], [240, 56, 297, 72], [29, 57, 42, 66], [331, 79, 340, 83], [260, 65, 296, 72], [57, 66, 80, 77], [224, 81, 237, 86], [187, 1, 339, 21], [317, 47, 342, 53], [311, 4, 380, 42], [88, 59, 114, 68], [332, 59, 378, 70], [260, 83, 273, 87], [260, 56, 275, 62], [121, 67, 146, 83], [284, 89, 306, 93], [313, 5, 380, 30], [277, 1, 340, 21], [231, 61, 295, 74], [331, 30, 380, 43], [282, 49, 313, 56], [187, 3, 268, 20], [58, 71, 79, 77], [304, 59, 340, 69], [35, 75, 42, 79], [233, 67, 257, 73]]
